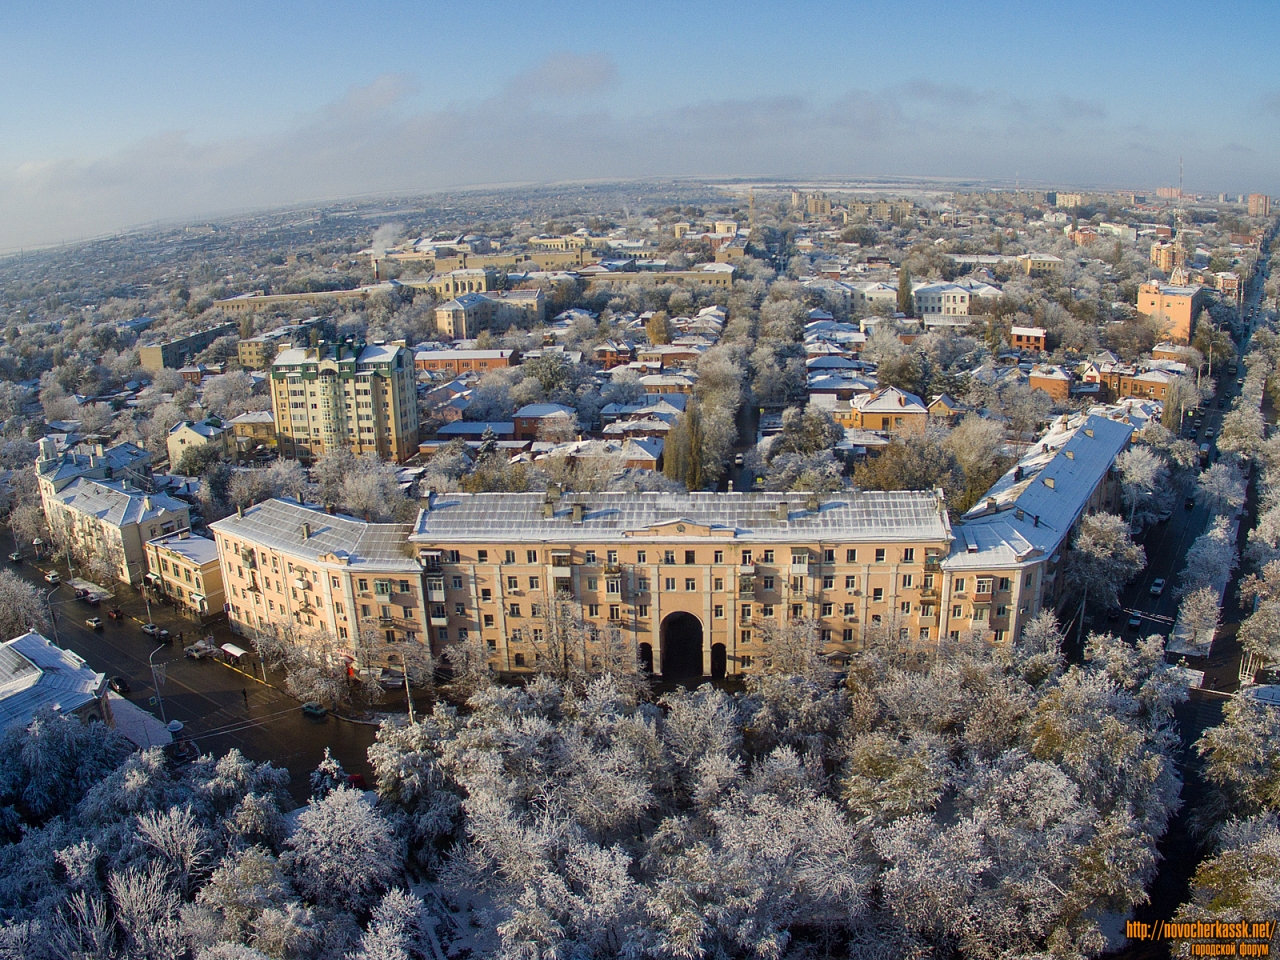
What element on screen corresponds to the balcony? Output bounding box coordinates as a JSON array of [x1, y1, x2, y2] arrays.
[[604, 563, 623, 575], [924, 558, 941, 571], [427, 583, 445, 603], [789, 562, 810, 575], [429, 616, 448, 627], [551, 554, 573, 569], [738, 563, 756, 575]]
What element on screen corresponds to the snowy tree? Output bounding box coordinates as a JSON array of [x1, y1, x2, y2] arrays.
[[1116, 445, 1168, 526], [1065, 512, 1145, 623], [1218, 404, 1266, 460], [347, 889, 432, 960], [135, 804, 212, 899], [1196, 697, 1280, 819], [283, 787, 402, 913], [1198, 461, 1246, 516], [1178, 587, 1222, 649], [309, 747, 348, 800], [1180, 518, 1238, 595], [0, 569, 49, 639], [1173, 815, 1280, 955], [1239, 560, 1280, 664]]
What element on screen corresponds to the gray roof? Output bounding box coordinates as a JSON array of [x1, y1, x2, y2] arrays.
[[209, 498, 419, 572], [514, 403, 576, 418], [412, 491, 952, 544], [54, 478, 190, 528], [0, 632, 105, 732], [148, 532, 220, 566], [944, 414, 1133, 570]]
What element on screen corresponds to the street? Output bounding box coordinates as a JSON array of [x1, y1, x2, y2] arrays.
[[13, 553, 376, 802]]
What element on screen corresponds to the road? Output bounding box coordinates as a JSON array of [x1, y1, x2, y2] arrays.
[[13, 553, 376, 802]]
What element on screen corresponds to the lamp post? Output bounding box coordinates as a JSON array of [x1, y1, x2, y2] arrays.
[[43, 586, 60, 645], [149, 643, 168, 724]]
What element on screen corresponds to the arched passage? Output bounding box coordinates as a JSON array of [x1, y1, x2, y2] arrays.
[[638, 643, 654, 674], [710, 643, 727, 679], [661, 612, 704, 680]]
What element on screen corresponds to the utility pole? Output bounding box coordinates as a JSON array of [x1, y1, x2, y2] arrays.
[[149, 644, 168, 723]]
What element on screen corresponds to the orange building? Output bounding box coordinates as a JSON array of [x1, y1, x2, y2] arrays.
[[1136, 281, 1205, 344], [1010, 326, 1046, 352]]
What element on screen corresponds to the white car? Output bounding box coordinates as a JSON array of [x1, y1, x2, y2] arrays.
[[1149, 578, 1166, 596], [44, 571, 60, 584]]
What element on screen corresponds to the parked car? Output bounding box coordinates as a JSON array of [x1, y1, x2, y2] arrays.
[[1150, 578, 1166, 596], [1156, 508, 1173, 523], [106, 607, 124, 620], [1204, 428, 1215, 439], [85, 616, 103, 630], [107, 676, 129, 694], [7, 552, 20, 563], [1127, 615, 1143, 631], [184, 639, 217, 660], [44, 571, 60, 584], [1185, 496, 1196, 510], [1106, 606, 1122, 622], [301, 702, 328, 719], [141, 623, 171, 642]]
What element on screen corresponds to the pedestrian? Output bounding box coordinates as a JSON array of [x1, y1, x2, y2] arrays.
[[242, 688, 249, 708]]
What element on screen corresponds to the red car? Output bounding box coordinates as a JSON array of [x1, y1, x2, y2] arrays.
[[107, 608, 124, 620]]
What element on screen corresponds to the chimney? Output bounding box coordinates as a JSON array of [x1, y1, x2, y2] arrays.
[[986, 497, 997, 512], [776, 502, 789, 522], [727, 480, 734, 492], [807, 495, 820, 513], [572, 503, 585, 523], [301, 522, 310, 541], [373, 258, 381, 281], [1044, 477, 1055, 489], [237, 504, 244, 518], [326, 503, 337, 515], [544, 501, 555, 519]]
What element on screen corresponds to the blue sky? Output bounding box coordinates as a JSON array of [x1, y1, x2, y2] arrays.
[[1, 0, 1277, 250]]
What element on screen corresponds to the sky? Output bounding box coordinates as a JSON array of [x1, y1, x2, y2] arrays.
[[1, 0, 1278, 252]]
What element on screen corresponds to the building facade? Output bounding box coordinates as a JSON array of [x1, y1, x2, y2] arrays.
[[409, 490, 954, 678], [1136, 281, 1205, 344], [414, 349, 516, 375], [432, 290, 546, 339], [167, 418, 229, 468], [270, 341, 419, 463], [137, 324, 237, 371], [210, 500, 431, 669], [144, 532, 225, 623]]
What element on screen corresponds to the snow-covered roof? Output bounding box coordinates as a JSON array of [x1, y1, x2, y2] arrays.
[[53, 478, 189, 529], [0, 632, 105, 732]]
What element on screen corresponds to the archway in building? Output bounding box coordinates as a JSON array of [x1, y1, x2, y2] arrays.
[[661, 612, 704, 680], [710, 643, 727, 679], [638, 643, 654, 674]]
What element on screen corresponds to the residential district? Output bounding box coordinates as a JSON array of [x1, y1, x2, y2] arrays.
[[1, 181, 1279, 956]]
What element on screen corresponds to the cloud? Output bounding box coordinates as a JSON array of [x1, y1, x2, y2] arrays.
[[0, 55, 1271, 251]]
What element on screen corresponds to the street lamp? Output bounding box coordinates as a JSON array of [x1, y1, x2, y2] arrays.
[[43, 586, 60, 645], [149, 643, 168, 724]]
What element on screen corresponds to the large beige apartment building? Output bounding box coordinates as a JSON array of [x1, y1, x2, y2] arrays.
[[409, 490, 954, 678], [138, 323, 236, 371], [433, 290, 546, 339], [270, 340, 419, 463], [210, 499, 430, 662], [1136, 280, 1205, 343]]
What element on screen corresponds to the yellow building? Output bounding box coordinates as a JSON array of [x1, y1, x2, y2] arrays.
[[144, 532, 225, 623], [1150, 240, 1181, 274], [409, 490, 954, 678], [585, 264, 735, 291], [210, 500, 431, 671], [1136, 281, 1205, 344], [270, 341, 419, 463], [844, 387, 930, 434], [1017, 253, 1065, 276], [215, 285, 396, 315], [529, 234, 592, 251], [1248, 193, 1270, 217], [432, 289, 546, 339]]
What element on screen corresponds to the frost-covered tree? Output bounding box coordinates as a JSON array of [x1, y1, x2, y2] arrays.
[[1198, 460, 1246, 516], [283, 788, 403, 913], [1116, 445, 1168, 526], [0, 568, 50, 639], [1178, 586, 1222, 649], [1065, 512, 1145, 624]]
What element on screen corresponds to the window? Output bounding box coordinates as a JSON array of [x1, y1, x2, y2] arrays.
[[823, 549, 835, 563], [762, 550, 774, 563], [484, 614, 495, 628], [609, 605, 620, 620], [741, 550, 753, 564], [998, 577, 1011, 592], [741, 604, 752, 620], [714, 605, 724, 618], [664, 578, 676, 591], [713, 577, 724, 591], [438, 628, 449, 642], [1025, 573, 1034, 587], [638, 604, 649, 617], [487, 639, 497, 650], [454, 603, 465, 616], [823, 575, 834, 589], [399, 580, 410, 594], [637, 550, 647, 563], [845, 575, 858, 590], [791, 551, 807, 565], [996, 605, 1008, 617], [585, 550, 597, 563], [900, 601, 911, 614], [587, 577, 598, 591], [358, 579, 369, 591], [530, 603, 541, 617], [638, 577, 650, 592], [338, 626, 348, 640], [360, 604, 370, 618], [528, 576, 540, 590], [607, 579, 620, 594], [844, 602, 857, 615], [820, 629, 831, 643], [509, 603, 521, 617], [952, 605, 963, 617], [872, 588, 884, 602], [452, 576, 463, 589], [740, 630, 752, 643], [902, 548, 914, 562], [446, 550, 460, 563], [457, 628, 469, 641], [846, 549, 857, 563], [920, 628, 930, 640], [842, 628, 854, 643], [713, 550, 724, 563], [588, 603, 600, 617], [514, 653, 526, 667], [481, 588, 492, 602], [478, 550, 488, 562], [762, 604, 774, 617], [763, 576, 775, 591], [974, 607, 989, 621], [531, 629, 542, 643], [505, 550, 516, 563], [923, 574, 934, 589], [976, 578, 993, 594], [664, 550, 676, 564], [685, 550, 696, 565], [526, 550, 538, 563], [685, 578, 696, 591], [874, 548, 885, 563], [791, 604, 802, 619], [607, 550, 617, 564], [741, 655, 753, 667], [953, 578, 966, 593], [334, 602, 343, 614], [821, 603, 833, 616], [902, 574, 913, 588], [507, 576, 519, 590]]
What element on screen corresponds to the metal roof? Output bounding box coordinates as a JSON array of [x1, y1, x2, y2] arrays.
[[412, 491, 952, 544], [0, 632, 105, 732], [210, 498, 419, 572]]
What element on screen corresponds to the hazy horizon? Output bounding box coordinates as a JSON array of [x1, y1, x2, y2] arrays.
[[3, 0, 1278, 251]]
